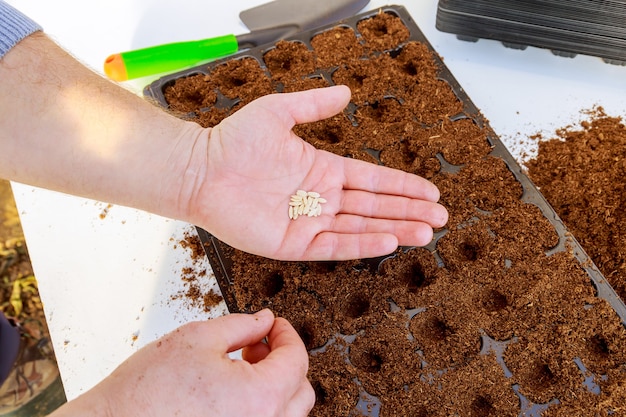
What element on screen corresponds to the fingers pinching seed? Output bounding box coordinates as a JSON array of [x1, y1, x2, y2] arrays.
[[288, 190, 327, 220]]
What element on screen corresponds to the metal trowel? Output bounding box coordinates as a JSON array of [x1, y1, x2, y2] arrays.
[[104, 0, 370, 81]]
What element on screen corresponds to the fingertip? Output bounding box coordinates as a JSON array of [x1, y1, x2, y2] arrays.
[[424, 201, 449, 229], [358, 234, 399, 260], [330, 84, 352, 100], [320, 85, 352, 113], [375, 234, 400, 257], [394, 224, 435, 249], [430, 184, 441, 202], [436, 203, 449, 228], [268, 317, 306, 351], [405, 172, 442, 202], [254, 308, 275, 321], [259, 317, 309, 379], [272, 317, 296, 334], [213, 311, 275, 353], [416, 225, 435, 247], [419, 180, 441, 203]]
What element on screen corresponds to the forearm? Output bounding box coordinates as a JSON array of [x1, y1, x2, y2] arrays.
[[0, 31, 207, 219]]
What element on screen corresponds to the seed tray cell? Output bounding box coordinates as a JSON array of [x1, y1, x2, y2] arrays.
[[145, 5, 626, 416]]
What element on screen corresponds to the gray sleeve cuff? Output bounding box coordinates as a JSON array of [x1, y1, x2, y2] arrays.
[[0, 1, 42, 59]]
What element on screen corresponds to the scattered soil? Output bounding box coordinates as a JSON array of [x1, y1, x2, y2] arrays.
[[525, 109, 626, 302], [158, 9, 626, 416], [171, 230, 223, 312]]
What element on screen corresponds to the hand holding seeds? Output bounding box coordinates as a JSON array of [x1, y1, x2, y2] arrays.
[[181, 86, 449, 261]]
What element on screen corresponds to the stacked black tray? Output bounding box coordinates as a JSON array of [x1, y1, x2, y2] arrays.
[[436, 0, 626, 64]]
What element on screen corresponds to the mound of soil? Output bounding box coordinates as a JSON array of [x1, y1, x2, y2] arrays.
[[526, 110, 626, 302]]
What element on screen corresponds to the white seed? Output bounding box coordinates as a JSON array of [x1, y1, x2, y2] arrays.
[[288, 190, 326, 220]]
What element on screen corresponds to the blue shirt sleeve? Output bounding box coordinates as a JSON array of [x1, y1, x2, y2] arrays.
[[0, 1, 42, 59]]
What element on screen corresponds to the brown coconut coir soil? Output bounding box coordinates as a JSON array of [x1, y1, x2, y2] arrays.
[[525, 110, 626, 303], [159, 10, 626, 417]]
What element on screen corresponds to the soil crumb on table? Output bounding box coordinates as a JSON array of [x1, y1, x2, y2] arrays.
[[172, 230, 223, 312]]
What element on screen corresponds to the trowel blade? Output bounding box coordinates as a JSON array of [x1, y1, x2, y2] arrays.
[[240, 0, 371, 32]]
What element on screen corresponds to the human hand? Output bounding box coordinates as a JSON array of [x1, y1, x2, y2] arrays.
[[50, 309, 313, 417], [178, 85, 448, 260], [0, 35, 441, 263]]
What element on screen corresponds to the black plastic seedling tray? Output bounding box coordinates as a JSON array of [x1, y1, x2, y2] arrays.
[[436, 0, 626, 64], [145, 5, 626, 415]]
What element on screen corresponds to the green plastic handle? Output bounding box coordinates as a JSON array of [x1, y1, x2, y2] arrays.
[[104, 34, 239, 81]]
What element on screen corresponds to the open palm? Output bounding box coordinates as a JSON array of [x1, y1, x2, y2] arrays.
[[187, 86, 448, 261]]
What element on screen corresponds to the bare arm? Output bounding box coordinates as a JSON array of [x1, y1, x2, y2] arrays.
[[0, 32, 204, 220]]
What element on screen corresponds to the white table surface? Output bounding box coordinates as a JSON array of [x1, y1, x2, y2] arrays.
[[5, 0, 626, 401]]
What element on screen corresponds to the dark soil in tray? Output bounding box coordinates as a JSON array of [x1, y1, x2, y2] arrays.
[[146, 7, 626, 416]]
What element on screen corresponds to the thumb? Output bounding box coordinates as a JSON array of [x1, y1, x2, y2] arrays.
[[209, 309, 276, 354], [262, 85, 351, 126]]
